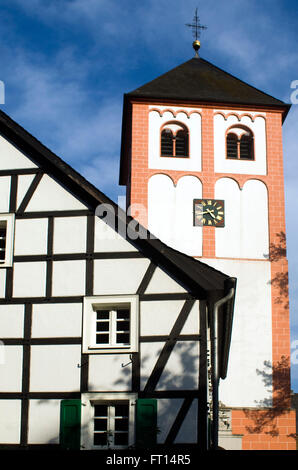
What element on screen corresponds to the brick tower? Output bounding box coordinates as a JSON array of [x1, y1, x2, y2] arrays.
[[119, 45, 296, 450]]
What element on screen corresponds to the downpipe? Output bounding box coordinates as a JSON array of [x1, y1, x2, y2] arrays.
[[211, 287, 235, 450]]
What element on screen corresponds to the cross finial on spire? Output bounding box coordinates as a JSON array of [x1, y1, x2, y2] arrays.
[[185, 8, 207, 57]]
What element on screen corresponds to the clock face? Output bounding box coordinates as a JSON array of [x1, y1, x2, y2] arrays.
[[193, 199, 225, 227]]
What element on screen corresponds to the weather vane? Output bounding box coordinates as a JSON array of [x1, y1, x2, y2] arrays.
[[185, 8, 207, 56]]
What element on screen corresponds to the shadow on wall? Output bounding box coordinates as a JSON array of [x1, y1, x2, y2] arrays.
[[268, 231, 289, 311], [115, 342, 199, 444], [243, 356, 295, 439]]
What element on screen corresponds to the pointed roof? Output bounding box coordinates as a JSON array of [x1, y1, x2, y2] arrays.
[[120, 56, 290, 184], [128, 57, 290, 109]]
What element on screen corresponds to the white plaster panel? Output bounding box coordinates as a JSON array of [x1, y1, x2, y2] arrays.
[[148, 174, 175, 247], [241, 180, 269, 259], [0, 176, 10, 212], [140, 300, 185, 336], [0, 400, 21, 443], [31, 303, 82, 338], [0, 346, 22, 392], [140, 299, 200, 342], [93, 258, 150, 295], [0, 134, 37, 170], [157, 341, 199, 390], [174, 399, 198, 444], [175, 176, 202, 256], [94, 216, 137, 253], [88, 354, 132, 391], [214, 113, 267, 175], [215, 178, 269, 259], [28, 400, 60, 444], [16, 174, 35, 210], [14, 218, 48, 255], [157, 399, 182, 444], [0, 269, 5, 298], [140, 341, 199, 391], [145, 267, 186, 294], [30, 345, 81, 392], [13, 262, 46, 298], [52, 260, 86, 296], [202, 258, 272, 407], [148, 107, 201, 171], [148, 174, 202, 256], [53, 216, 87, 254], [0, 304, 24, 337], [215, 178, 241, 258], [140, 342, 163, 390], [25, 174, 87, 211]]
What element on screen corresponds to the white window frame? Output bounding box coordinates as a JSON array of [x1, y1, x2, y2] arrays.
[[0, 214, 15, 268], [81, 392, 137, 450], [82, 295, 139, 354]]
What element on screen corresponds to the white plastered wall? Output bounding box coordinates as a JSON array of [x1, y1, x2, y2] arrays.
[[148, 174, 202, 256], [215, 178, 269, 259], [28, 400, 60, 444], [140, 300, 200, 392], [0, 134, 37, 170], [93, 258, 150, 295], [30, 345, 81, 392], [25, 175, 87, 212], [0, 176, 11, 212], [202, 258, 272, 408], [214, 111, 267, 175], [0, 400, 21, 443], [148, 106, 201, 171], [31, 303, 82, 338]]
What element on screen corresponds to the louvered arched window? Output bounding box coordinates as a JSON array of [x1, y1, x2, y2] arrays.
[[226, 126, 254, 160], [161, 123, 189, 158]]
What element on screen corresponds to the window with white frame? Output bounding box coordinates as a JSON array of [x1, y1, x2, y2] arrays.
[[0, 214, 15, 268], [83, 295, 139, 353], [81, 393, 136, 450]]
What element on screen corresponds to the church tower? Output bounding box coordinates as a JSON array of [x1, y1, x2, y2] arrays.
[[119, 39, 296, 449]]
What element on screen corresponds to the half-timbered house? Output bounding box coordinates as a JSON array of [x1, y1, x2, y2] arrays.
[[0, 109, 236, 450]]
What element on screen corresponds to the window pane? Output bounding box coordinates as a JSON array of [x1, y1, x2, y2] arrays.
[[116, 333, 130, 344], [115, 404, 129, 417], [0, 225, 6, 262], [115, 418, 129, 431], [117, 320, 130, 332], [96, 310, 110, 320], [94, 418, 108, 431], [96, 333, 109, 344], [94, 405, 108, 417], [175, 130, 188, 157], [96, 321, 109, 332], [114, 433, 128, 446], [240, 134, 253, 160], [117, 309, 130, 319], [94, 433, 107, 446], [226, 133, 238, 159], [161, 129, 173, 156]]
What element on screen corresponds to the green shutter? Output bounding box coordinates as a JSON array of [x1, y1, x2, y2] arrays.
[[136, 399, 157, 448], [60, 399, 81, 450]]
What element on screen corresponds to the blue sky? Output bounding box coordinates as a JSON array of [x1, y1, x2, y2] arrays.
[[0, 0, 298, 391]]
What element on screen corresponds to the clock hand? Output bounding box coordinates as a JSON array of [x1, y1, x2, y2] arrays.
[[206, 209, 216, 219]]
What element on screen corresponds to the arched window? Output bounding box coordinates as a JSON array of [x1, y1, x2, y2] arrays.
[[226, 126, 254, 160], [161, 122, 189, 158]]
